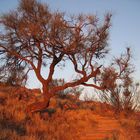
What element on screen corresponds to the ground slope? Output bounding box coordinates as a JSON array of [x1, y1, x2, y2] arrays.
[[0, 85, 140, 140]]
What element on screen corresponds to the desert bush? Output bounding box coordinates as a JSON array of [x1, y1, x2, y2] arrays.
[[0, 61, 28, 87], [135, 120, 140, 133], [97, 48, 140, 116], [0, 85, 140, 139], [0, 86, 84, 140]]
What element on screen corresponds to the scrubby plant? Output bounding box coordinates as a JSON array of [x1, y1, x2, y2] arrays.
[[98, 48, 140, 116]]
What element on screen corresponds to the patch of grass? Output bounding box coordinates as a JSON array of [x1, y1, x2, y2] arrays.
[[0, 86, 140, 140]]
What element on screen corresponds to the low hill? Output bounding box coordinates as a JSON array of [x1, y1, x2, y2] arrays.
[[0, 85, 140, 140]]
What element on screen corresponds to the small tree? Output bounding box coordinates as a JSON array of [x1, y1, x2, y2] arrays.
[[98, 48, 139, 115], [0, 53, 28, 86], [0, 0, 111, 111], [5, 66, 27, 86]]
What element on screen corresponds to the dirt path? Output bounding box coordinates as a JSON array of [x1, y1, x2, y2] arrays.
[[79, 114, 126, 140]]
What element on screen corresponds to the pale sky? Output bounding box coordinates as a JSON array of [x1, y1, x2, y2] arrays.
[[0, 0, 140, 89]]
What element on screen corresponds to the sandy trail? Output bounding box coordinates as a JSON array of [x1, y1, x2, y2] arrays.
[[79, 114, 126, 140]]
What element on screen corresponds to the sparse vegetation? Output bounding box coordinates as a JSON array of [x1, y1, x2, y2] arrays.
[[0, 85, 140, 139], [97, 48, 140, 116], [0, 0, 140, 139]]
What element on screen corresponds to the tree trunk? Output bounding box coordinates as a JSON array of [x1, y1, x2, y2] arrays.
[[42, 85, 52, 105], [26, 85, 52, 113]]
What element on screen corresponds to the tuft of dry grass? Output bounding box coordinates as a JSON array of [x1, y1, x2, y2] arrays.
[[0, 85, 140, 140]]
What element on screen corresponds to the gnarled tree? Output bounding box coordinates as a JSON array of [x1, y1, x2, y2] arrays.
[[0, 0, 111, 111]]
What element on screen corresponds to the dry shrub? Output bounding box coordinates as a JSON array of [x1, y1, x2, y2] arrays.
[[97, 48, 140, 116], [1, 85, 140, 140], [0, 86, 85, 140], [118, 116, 140, 139]]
